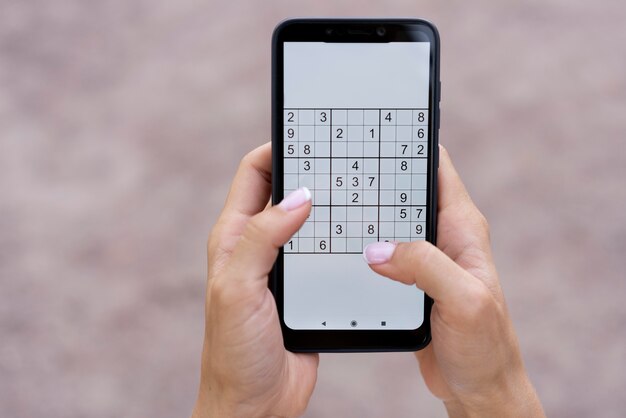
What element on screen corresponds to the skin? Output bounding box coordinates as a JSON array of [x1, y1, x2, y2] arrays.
[[192, 142, 545, 418]]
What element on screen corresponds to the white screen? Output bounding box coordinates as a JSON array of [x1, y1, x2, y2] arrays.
[[283, 42, 430, 330]]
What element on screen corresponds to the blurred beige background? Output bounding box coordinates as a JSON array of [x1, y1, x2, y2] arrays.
[[1, 0, 625, 417]]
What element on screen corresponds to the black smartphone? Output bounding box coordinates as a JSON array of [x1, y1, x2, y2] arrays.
[[270, 19, 440, 352]]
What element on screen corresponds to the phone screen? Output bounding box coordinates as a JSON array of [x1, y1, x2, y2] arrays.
[[282, 41, 431, 331]]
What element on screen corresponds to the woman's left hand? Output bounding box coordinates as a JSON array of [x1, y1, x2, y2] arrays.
[[192, 143, 318, 418]]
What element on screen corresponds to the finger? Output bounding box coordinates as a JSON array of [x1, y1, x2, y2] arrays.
[[438, 145, 473, 214], [223, 142, 273, 216], [208, 143, 273, 271], [438, 145, 491, 251], [364, 240, 480, 308], [216, 187, 312, 300]]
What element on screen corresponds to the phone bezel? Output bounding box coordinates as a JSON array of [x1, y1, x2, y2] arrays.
[[270, 18, 440, 352]]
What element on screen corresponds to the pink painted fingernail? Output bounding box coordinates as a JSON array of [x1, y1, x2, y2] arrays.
[[363, 242, 397, 265], [279, 187, 312, 211]]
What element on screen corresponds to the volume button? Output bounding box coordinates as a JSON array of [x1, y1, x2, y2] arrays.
[[438, 80, 442, 103], [437, 80, 442, 131]]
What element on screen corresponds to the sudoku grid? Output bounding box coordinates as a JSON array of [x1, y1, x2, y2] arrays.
[[284, 108, 428, 254]]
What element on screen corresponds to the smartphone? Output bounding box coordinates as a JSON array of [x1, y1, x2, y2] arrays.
[[270, 19, 440, 352]]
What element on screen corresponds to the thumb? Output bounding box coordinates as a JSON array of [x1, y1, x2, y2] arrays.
[[217, 187, 312, 297], [363, 241, 480, 309]]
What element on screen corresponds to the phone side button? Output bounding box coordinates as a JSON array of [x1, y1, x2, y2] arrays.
[[438, 80, 442, 130], [437, 107, 441, 131]]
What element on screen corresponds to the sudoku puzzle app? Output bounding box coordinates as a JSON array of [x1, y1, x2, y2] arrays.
[[284, 108, 428, 254]]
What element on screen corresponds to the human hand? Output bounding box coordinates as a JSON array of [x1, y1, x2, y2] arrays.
[[192, 143, 318, 418], [363, 146, 545, 418]]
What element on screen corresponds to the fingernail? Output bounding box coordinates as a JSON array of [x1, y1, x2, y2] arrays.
[[363, 242, 397, 265], [279, 187, 312, 211]]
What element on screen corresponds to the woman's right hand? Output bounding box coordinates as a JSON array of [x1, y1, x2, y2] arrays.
[[364, 146, 546, 418]]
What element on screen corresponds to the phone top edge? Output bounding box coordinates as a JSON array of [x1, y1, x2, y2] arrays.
[[273, 17, 439, 26], [273, 18, 440, 44]]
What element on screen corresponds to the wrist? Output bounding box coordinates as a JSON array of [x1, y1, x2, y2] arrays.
[[448, 373, 545, 418], [192, 375, 239, 418], [193, 377, 278, 418]]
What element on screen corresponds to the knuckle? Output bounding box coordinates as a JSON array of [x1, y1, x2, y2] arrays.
[[407, 240, 436, 265], [207, 221, 228, 261], [395, 241, 437, 284], [461, 283, 495, 326], [478, 211, 490, 234], [207, 225, 219, 252], [469, 206, 491, 243], [243, 214, 267, 242], [240, 149, 258, 171], [209, 275, 229, 304], [209, 273, 248, 309], [241, 212, 279, 251]]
